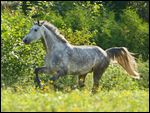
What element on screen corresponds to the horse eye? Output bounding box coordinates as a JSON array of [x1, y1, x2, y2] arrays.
[[34, 29, 37, 32]]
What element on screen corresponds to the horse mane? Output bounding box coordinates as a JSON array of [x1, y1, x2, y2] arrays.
[[39, 20, 68, 43]]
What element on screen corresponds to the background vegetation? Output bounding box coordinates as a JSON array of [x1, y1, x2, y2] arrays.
[[1, 1, 149, 112]]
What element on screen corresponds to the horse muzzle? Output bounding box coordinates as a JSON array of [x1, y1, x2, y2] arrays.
[[23, 38, 30, 44]]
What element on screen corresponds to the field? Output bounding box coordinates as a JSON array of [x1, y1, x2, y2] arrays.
[[1, 64, 149, 112], [1, 88, 149, 112]]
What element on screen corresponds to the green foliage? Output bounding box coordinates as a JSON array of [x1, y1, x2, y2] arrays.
[[119, 8, 149, 59], [94, 8, 149, 60], [1, 10, 45, 86], [103, 1, 149, 22], [100, 61, 149, 91]]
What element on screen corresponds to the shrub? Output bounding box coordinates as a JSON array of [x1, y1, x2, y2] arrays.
[[1, 10, 45, 86]]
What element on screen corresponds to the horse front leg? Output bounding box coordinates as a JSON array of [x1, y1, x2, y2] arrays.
[[34, 66, 49, 88]]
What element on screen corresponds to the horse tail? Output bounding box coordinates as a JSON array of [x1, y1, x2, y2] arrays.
[[106, 47, 140, 79]]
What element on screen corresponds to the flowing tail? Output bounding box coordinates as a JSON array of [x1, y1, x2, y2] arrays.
[[106, 47, 140, 79]]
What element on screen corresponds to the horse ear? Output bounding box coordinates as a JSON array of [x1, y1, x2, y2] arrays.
[[33, 21, 37, 25], [34, 20, 45, 26], [37, 20, 45, 26], [40, 21, 45, 26], [33, 20, 39, 25], [37, 20, 40, 25]]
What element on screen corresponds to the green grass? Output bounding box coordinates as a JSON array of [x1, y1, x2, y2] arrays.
[[1, 62, 149, 112], [1, 87, 149, 112]]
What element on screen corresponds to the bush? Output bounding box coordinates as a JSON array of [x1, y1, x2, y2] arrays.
[[1, 10, 45, 86], [94, 8, 149, 60]]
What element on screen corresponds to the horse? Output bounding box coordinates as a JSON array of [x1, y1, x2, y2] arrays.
[[23, 20, 140, 92]]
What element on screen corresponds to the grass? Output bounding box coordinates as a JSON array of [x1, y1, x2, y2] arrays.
[[1, 87, 149, 112], [1, 62, 149, 112]]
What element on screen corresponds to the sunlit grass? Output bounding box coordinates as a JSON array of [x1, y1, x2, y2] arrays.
[[1, 86, 149, 112], [1, 62, 149, 112]]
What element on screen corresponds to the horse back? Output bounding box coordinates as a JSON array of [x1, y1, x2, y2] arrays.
[[66, 45, 108, 75]]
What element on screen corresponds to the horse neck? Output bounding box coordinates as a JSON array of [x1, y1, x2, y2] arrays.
[[41, 38, 47, 54], [42, 26, 66, 53]]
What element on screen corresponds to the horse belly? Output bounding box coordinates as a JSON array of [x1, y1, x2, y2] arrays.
[[67, 64, 92, 75], [67, 56, 96, 75], [66, 46, 106, 75]]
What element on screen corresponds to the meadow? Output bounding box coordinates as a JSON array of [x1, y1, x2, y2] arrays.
[[1, 88, 149, 112], [1, 1, 149, 112], [1, 63, 149, 112]]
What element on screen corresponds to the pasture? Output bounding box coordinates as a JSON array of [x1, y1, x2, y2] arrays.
[[2, 88, 149, 112], [1, 64, 149, 112]]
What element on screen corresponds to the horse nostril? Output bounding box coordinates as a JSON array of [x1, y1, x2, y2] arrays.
[[23, 39, 28, 43]]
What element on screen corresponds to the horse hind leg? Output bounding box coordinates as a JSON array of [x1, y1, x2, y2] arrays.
[[92, 63, 109, 93], [78, 74, 87, 88]]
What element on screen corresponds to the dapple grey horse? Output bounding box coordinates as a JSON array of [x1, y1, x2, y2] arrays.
[[23, 21, 139, 92]]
